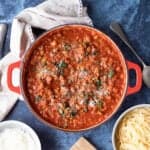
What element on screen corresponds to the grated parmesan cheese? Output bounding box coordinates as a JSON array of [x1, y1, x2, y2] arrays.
[[0, 128, 35, 150]]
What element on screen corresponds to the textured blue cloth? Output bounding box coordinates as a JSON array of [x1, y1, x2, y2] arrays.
[[0, 0, 150, 150]]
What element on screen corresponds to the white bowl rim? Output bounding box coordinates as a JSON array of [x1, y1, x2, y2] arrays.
[[112, 104, 150, 150], [0, 120, 41, 150]]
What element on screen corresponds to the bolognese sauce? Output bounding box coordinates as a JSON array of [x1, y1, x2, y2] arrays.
[[26, 26, 126, 129]]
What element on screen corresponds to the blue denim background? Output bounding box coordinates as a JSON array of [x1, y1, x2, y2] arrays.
[[0, 0, 150, 150]]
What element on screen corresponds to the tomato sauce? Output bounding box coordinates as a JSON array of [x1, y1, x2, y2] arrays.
[[26, 25, 126, 130]]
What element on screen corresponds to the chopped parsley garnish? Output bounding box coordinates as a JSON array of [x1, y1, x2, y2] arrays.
[[57, 61, 68, 68], [63, 43, 71, 51], [97, 100, 103, 111], [108, 68, 115, 78], [34, 95, 42, 103], [95, 79, 102, 89], [56, 60, 68, 75]]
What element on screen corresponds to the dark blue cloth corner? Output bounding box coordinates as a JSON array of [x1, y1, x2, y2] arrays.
[[0, 0, 150, 150]]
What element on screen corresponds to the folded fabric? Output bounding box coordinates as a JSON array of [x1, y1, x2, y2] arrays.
[[0, 0, 93, 121]]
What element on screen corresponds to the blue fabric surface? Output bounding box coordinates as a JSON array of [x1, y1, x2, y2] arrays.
[[0, 0, 150, 150]]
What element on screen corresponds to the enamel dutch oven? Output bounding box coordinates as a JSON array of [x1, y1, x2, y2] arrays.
[[7, 25, 142, 131]]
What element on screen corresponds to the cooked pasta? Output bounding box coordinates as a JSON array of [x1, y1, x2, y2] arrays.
[[115, 107, 150, 150]]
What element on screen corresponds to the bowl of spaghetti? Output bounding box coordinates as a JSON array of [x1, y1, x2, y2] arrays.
[[112, 104, 150, 150]]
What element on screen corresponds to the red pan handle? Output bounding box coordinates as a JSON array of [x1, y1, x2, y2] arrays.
[[126, 60, 142, 96], [7, 60, 142, 95], [7, 60, 21, 94]]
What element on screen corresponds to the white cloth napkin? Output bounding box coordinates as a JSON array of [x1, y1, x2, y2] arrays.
[[0, 0, 93, 121]]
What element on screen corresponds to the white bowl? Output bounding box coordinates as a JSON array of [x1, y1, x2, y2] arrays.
[[0, 120, 41, 150], [112, 104, 150, 150]]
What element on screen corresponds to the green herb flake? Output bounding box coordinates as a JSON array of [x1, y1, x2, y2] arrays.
[[57, 61, 68, 69], [108, 68, 115, 78], [56, 60, 68, 75], [63, 43, 71, 51], [95, 79, 102, 89], [34, 95, 42, 103], [97, 100, 103, 111]]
